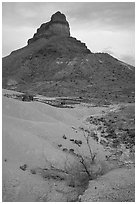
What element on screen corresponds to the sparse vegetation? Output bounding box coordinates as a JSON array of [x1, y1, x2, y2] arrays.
[[59, 127, 106, 184]]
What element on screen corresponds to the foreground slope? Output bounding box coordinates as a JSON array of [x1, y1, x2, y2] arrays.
[[2, 95, 80, 201], [2, 90, 135, 201], [2, 90, 108, 201]]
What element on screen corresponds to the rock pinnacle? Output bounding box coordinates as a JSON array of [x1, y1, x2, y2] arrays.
[[28, 11, 70, 44]]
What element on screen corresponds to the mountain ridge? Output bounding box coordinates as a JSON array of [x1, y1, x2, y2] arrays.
[[2, 11, 135, 104]]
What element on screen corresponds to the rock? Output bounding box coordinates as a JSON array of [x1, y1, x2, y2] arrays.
[[28, 11, 70, 44], [62, 148, 68, 152], [22, 94, 34, 102], [51, 11, 69, 25], [30, 169, 36, 174], [62, 135, 67, 139], [58, 144, 62, 148], [69, 149, 75, 154], [20, 164, 27, 171], [27, 11, 90, 55], [74, 140, 82, 146]]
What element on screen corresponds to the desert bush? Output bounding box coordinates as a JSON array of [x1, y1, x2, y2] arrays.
[[66, 169, 89, 188], [39, 128, 108, 191], [63, 159, 89, 188], [68, 127, 109, 183], [64, 153, 108, 189], [61, 129, 103, 188]]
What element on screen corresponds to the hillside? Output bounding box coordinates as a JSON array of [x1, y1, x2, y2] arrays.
[[2, 11, 135, 104]]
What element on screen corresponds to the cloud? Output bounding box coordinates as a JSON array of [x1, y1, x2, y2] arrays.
[[2, 25, 35, 56], [2, 2, 135, 66], [68, 2, 135, 29], [119, 55, 135, 66], [102, 47, 114, 55], [2, 2, 135, 29]]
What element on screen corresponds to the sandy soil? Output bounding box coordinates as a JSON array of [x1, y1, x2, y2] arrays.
[[2, 89, 135, 202], [81, 167, 135, 202]]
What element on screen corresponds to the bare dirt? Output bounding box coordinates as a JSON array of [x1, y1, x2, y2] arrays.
[[81, 167, 135, 202], [2, 89, 135, 202]]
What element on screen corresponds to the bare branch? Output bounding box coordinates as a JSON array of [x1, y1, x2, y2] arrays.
[[78, 155, 91, 178]]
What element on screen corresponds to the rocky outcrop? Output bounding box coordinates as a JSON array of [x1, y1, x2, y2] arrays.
[[28, 11, 70, 44], [27, 11, 90, 53]]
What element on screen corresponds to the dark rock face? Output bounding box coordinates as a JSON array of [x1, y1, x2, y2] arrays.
[[28, 11, 70, 44], [51, 11, 69, 25]]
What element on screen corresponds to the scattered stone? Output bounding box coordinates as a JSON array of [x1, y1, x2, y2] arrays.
[[22, 94, 34, 102], [20, 164, 27, 171], [74, 140, 82, 146], [58, 144, 62, 147], [30, 169, 36, 174], [62, 135, 67, 139], [62, 148, 68, 152], [69, 149, 75, 154]]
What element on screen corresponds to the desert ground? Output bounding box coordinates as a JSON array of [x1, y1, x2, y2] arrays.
[[2, 89, 135, 202]]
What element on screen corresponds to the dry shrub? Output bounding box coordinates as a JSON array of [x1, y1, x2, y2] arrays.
[[65, 166, 89, 188], [64, 156, 109, 188]]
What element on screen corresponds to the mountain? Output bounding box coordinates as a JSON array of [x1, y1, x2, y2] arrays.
[[2, 11, 135, 103]]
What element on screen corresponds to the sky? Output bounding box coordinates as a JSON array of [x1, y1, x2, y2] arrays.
[[2, 2, 135, 66]]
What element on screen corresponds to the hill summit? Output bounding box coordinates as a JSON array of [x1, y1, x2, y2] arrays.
[[2, 11, 135, 104], [28, 11, 70, 44], [27, 11, 90, 54]]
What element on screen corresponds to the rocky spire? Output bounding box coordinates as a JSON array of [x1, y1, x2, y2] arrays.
[[28, 11, 70, 44], [51, 11, 69, 25]]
